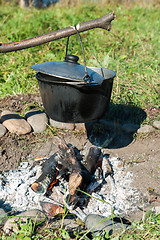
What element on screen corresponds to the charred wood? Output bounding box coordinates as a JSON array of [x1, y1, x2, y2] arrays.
[[83, 147, 102, 175], [31, 153, 58, 193]]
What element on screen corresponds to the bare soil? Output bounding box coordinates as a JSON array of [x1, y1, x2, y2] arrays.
[[0, 93, 160, 220]]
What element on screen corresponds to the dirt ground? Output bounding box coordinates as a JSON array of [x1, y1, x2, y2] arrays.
[[0, 93, 160, 220]]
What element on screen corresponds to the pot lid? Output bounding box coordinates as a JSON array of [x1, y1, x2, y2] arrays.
[[32, 54, 105, 85]]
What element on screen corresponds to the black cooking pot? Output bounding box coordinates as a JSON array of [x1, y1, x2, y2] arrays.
[[32, 54, 116, 123]]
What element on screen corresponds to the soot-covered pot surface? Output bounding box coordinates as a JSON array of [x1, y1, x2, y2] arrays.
[[32, 55, 116, 123]]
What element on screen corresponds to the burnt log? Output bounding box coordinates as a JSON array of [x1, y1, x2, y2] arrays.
[[83, 147, 102, 175], [58, 143, 82, 174], [102, 156, 113, 179], [69, 172, 83, 196], [58, 143, 83, 195], [31, 153, 58, 193], [31, 144, 103, 201]]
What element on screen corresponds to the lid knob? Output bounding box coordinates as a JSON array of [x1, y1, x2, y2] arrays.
[[65, 54, 79, 64]]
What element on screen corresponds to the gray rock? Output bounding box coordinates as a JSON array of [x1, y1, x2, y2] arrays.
[[53, 218, 80, 231], [3, 217, 19, 235], [152, 120, 160, 129], [3, 209, 46, 235], [17, 209, 46, 219], [0, 208, 8, 227], [1, 110, 32, 135], [137, 125, 155, 134], [121, 123, 139, 133], [25, 110, 48, 133], [0, 123, 7, 137], [84, 214, 129, 236], [50, 119, 74, 130], [0, 208, 6, 216]]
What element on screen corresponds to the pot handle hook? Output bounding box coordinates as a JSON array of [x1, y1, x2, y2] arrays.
[[65, 25, 91, 84]]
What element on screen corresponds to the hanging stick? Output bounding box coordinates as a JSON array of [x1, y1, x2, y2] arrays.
[[0, 12, 115, 53]]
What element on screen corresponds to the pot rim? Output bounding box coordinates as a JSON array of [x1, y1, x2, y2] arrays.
[[32, 60, 107, 84], [35, 67, 116, 86]]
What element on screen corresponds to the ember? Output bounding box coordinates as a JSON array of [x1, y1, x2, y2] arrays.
[[0, 143, 148, 220]]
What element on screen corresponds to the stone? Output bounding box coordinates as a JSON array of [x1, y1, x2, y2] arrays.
[[0, 208, 6, 216], [0, 208, 8, 227], [54, 218, 80, 231], [121, 123, 139, 133], [50, 119, 74, 130], [3, 209, 46, 235], [84, 214, 129, 236], [17, 209, 46, 219], [3, 217, 19, 235], [25, 110, 48, 133], [137, 125, 155, 134], [152, 120, 160, 130], [1, 110, 32, 135], [74, 123, 86, 132], [0, 123, 7, 137]]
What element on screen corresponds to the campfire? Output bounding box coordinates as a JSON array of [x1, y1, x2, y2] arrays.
[[0, 142, 147, 220]]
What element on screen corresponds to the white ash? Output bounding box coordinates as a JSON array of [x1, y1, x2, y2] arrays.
[[83, 157, 146, 217], [0, 162, 56, 212], [0, 157, 147, 217]]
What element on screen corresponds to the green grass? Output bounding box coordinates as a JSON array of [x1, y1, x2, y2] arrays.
[[113, 212, 160, 240], [1, 211, 160, 239], [0, 1, 159, 110], [0, 1, 160, 239]]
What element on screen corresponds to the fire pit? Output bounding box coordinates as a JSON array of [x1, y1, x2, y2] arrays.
[[0, 143, 147, 219], [0, 12, 150, 236]]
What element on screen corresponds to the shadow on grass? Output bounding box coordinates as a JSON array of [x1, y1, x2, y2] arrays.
[[85, 103, 147, 149]]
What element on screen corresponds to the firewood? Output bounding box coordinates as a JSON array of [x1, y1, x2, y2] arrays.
[[31, 153, 59, 193], [83, 147, 102, 174], [31, 174, 54, 194], [58, 143, 82, 174], [69, 172, 83, 195], [31, 182, 41, 193], [102, 156, 113, 178], [58, 143, 94, 195]]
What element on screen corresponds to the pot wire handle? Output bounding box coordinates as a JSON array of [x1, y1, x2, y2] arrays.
[[65, 36, 70, 57], [65, 26, 91, 84]]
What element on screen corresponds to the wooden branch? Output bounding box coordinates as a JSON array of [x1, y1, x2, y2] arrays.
[[83, 147, 102, 175], [58, 143, 82, 174], [69, 172, 83, 195], [58, 143, 83, 195], [31, 153, 58, 193], [0, 12, 115, 53]]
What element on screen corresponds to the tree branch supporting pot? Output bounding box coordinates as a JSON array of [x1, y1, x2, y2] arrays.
[[0, 12, 115, 53]]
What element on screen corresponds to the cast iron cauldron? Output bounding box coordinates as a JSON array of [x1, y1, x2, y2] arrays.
[[32, 54, 116, 123]]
